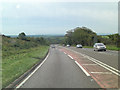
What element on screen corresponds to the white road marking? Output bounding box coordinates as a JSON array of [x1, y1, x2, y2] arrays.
[[64, 47, 120, 76], [68, 55, 74, 59], [90, 72, 112, 74], [64, 52, 66, 54], [75, 61, 90, 76], [82, 64, 97, 65], [16, 53, 50, 88]]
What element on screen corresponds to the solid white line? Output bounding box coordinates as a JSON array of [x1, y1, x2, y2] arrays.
[[90, 60, 120, 76], [75, 61, 90, 76], [16, 53, 50, 88], [68, 55, 73, 59]]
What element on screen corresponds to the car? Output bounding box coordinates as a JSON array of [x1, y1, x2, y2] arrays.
[[63, 44, 65, 47], [51, 45, 55, 48], [66, 44, 70, 47], [93, 43, 106, 51], [76, 44, 82, 48]]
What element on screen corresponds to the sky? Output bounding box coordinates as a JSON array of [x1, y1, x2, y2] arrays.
[[0, 0, 118, 35]]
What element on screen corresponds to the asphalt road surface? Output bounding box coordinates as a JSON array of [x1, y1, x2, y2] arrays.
[[20, 46, 100, 88], [67, 47, 118, 70], [17, 45, 119, 88]]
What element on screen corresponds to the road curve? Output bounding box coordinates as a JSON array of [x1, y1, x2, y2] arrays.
[[20, 47, 100, 88]]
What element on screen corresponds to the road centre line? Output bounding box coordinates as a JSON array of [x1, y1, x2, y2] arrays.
[[64, 47, 120, 76], [82, 54, 120, 73], [68, 55, 74, 59], [16, 52, 50, 89], [75, 61, 90, 76]]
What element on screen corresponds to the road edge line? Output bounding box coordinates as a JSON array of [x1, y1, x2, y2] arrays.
[[16, 52, 50, 88], [75, 61, 90, 76], [68, 55, 74, 59]]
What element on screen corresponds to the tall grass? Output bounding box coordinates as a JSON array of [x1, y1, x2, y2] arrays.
[[2, 46, 49, 88]]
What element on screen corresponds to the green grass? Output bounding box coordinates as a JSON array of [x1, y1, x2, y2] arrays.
[[106, 45, 120, 51], [101, 36, 109, 39], [83, 46, 93, 48], [2, 45, 49, 88]]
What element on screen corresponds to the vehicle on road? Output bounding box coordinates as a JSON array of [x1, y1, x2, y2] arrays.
[[63, 44, 65, 47], [76, 44, 82, 48], [93, 43, 106, 51], [51, 45, 55, 48], [66, 44, 70, 47]]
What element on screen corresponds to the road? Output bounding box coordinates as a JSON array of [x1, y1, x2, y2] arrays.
[[17, 45, 119, 88], [67, 47, 118, 69]]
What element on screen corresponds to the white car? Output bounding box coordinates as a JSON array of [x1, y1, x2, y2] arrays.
[[93, 43, 106, 51], [76, 44, 82, 48], [66, 44, 70, 47]]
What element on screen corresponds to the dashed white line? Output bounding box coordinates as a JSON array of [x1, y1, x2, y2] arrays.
[[16, 53, 50, 88], [68, 55, 74, 59], [75, 61, 90, 76]]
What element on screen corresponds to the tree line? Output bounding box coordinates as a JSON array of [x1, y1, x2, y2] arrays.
[[63, 27, 120, 47]]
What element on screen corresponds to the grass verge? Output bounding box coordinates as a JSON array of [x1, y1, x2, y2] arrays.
[[106, 45, 120, 51], [2, 45, 49, 88], [83, 45, 120, 51], [83, 46, 93, 48]]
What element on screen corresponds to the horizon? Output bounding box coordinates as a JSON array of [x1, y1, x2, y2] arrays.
[[4, 32, 118, 37]]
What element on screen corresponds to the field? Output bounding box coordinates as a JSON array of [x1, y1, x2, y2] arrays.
[[2, 45, 49, 88]]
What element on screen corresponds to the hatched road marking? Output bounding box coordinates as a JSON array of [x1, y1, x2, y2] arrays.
[[82, 64, 97, 66], [90, 72, 112, 74], [75, 61, 90, 77], [63, 47, 120, 77]]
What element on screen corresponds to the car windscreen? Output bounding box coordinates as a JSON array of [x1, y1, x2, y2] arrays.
[[97, 44, 104, 46]]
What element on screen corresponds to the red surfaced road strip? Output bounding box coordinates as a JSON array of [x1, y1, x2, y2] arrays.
[[60, 48, 119, 88]]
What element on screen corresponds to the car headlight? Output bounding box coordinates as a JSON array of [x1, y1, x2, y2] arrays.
[[97, 46, 100, 48]]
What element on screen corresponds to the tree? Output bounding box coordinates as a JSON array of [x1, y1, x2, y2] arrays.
[[18, 32, 26, 40], [64, 27, 97, 46]]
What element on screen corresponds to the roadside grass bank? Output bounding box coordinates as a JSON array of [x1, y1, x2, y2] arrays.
[[106, 45, 120, 51], [2, 45, 49, 88], [83, 45, 120, 51], [83, 46, 93, 48]]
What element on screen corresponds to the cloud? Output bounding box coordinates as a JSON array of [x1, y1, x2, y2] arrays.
[[1, 2, 118, 35], [2, 2, 117, 23]]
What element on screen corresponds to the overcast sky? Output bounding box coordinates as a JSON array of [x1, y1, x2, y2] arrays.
[[0, 1, 118, 35]]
